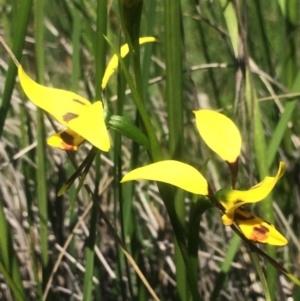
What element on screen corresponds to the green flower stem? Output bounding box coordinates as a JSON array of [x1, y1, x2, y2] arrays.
[[34, 0, 49, 297], [164, 0, 189, 298], [104, 37, 163, 162], [115, 7, 162, 295], [80, 154, 102, 301], [118, 4, 164, 298], [82, 204, 98, 301], [94, 0, 107, 196], [164, 0, 183, 159], [115, 36, 135, 300], [188, 197, 213, 294], [67, 0, 82, 274], [82, 1, 107, 299], [114, 1, 161, 162]]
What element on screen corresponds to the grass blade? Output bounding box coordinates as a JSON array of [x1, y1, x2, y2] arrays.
[[0, 0, 33, 137], [34, 1, 49, 295]]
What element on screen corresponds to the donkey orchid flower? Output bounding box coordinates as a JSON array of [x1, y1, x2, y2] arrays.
[[50, 36, 156, 150], [121, 110, 287, 246], [195, 111, 287, 246]]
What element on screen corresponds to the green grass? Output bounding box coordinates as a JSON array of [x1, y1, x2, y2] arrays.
[[0, 1, 300, 300]]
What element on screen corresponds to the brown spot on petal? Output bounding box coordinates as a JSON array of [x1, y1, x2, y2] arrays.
[[60, 131, 75, 146], [63, 112, 78, 122], [72, 99, 87, 106], [250, 225, 269, 242]]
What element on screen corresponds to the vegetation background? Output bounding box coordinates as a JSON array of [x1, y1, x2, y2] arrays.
[[0, 0, 300, 300]]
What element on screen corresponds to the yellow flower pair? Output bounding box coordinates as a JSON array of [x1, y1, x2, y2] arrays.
[[121, 110, 288, 246], [2, 36, 288, 246]]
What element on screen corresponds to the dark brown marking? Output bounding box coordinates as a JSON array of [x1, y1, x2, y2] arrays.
[[72, 99, 86, 106], [235, 211, 254, 221], [62, 112, 79, 122], [60, 131, 75, 145], [250, 225, 269, 242], [233, 199, 243, 206]]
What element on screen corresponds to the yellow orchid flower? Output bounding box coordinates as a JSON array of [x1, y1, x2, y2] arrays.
[[217, 161, 286, 226], [121, 110, 287, 246], [50, 36, 157, 149], [1, 36, 157, 151]]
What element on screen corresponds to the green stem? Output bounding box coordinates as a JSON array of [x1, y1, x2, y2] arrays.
[[34, 0, 49, 296]]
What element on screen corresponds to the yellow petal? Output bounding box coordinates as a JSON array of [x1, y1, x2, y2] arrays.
[[121, 160, 208, 195], [221, 212, 235, 226], [18, 66, 91, 126], [18, 66, 110, 152], [234, 209, 288, 246], [47, 129, 85, 151], [194, 110, 242, 163], [101, 36, 157, 89], [218, 162, 286, 213], [67, 101, 110, 151]]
